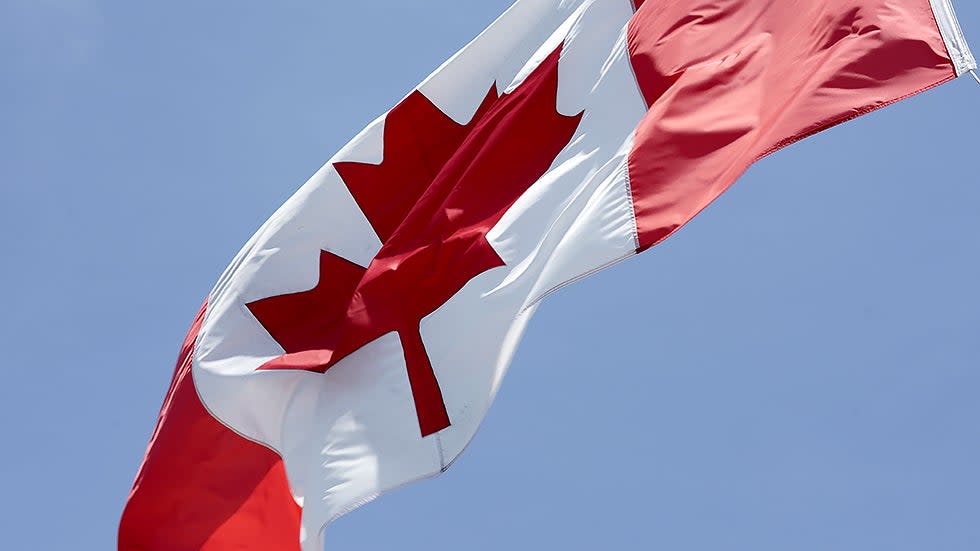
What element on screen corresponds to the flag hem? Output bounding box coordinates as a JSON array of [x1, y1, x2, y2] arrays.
[[930, 0, 977, 75]]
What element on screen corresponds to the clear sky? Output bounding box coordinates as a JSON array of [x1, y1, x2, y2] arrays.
[[2, 1, 979, 549]]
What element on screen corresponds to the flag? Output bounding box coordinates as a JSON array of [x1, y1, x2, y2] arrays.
[[119, 1, 974, 549]]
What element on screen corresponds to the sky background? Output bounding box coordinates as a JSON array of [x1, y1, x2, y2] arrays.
[[2, 1, 980, 549]]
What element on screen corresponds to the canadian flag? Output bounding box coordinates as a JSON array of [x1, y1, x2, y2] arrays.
[[119, 1, 974, 549]]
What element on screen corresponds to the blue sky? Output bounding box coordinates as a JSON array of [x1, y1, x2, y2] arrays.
[[2, 1, 979, 549]]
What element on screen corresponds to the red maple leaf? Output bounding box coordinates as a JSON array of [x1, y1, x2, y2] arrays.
[[247, 45, 582, 437]]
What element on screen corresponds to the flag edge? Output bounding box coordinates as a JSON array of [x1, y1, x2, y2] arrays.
[[930, 0, 977, 75]]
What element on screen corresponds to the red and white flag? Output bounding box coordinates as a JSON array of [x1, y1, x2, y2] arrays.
[[119, 1, 974, 549]]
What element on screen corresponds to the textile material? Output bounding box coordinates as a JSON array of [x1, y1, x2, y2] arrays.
[[119, 1, 971, 549]]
